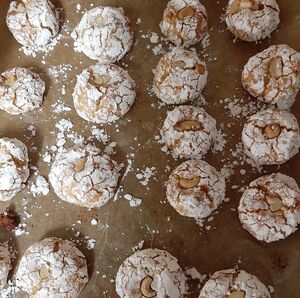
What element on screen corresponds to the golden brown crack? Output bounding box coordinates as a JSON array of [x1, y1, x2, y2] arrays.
[[174, 120, 203, 132], [263, 123, 281, 139]]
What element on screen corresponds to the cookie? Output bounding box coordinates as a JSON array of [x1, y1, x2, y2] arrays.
[[73, 63, 136, 124], [242, 109, 300, 165], [160, 105, 216, 159], [16, 237, 88, 298], [0, 138, 29, 201], [242, 44, 300, 109], [166, 159, 225, 219], [199, 269, 270, 298], [6, 0, 59, 47], [160, 0, 208, 47], [115, 248, 187, 298], [0, 243, 11, 290], [153, 48, 207, 105], [0, 67, 45, 115], [225, 0, 280, 42], [238, 173, 300, 243], [71, 7, 133, 63], [49, 144, 120, 208]]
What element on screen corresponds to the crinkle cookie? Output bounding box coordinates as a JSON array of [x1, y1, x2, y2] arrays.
[[0, 67, 45, 115], [0, 138, 29, 201], [71, 7, 133, 63], [153, 48, 207, 105], [242, 109, 300, 165], [238, 173, 300, 243], [242, 44, 300, 109], [166, 160, 225, 219], [115, 248, 187, 298], [73, 63, 136, 124], [199, 269, 270, 298], [16, 237, 88, 298], [225, 0, 279, 42], [160, 105, 216, 159], [49, 144, 120, 208], [160, 0, 208, 47], [0, 243, 11, 290], [6, 0, 59, 47]]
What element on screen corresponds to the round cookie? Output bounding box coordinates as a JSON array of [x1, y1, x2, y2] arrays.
[[166, 160, 225, 219], [160, 105, 217, 159], [6, 0, 59, 47], [16, 237, 88, 298], [199, 269, 270, 298], [73, 63, 136, 124], [225, 0, 280, 42], [115, 248, 187, 298], [0, 67, 45, 115], [0, 243, 11, 290], [242, 109, 300, 165], [71, 7, 133, 63], [0, 138, 29, 201], [160, 0, 208, 47], [49, 144, 120, 208], [242, 44, 300, 109], [153, 48, 207, 105], [238, 173, 300, 243]]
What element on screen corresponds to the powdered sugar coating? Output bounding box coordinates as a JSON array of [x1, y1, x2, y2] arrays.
[[153, 48, 207, 104], [71, 7, 133, 63], [239, 173, 300, 243], [49, 144, 120, 208], [160, 0, 208, 47], [0, 67, 45, 115], [115, 248, 187, 298], [242, 44, 300, 109], [6, 0, 59, 47], [73, 63, 136, 124], [16, 237, 88, 298], [0, 243, 11, 290], [166, 160, 225, 219], [199, 269, 270, 298], [242, 109, 300, 165], [0, 138, 29, 201], [225, 0, 279, 42], [160, 105, 217, 159]]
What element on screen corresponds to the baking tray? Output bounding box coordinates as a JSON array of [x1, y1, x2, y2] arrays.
[[0, 0, 300, 297]]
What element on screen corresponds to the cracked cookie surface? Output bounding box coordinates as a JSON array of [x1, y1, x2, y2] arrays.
[[71, 6, 133, 63], [73, 63, 136, 124], [242, 44, 300, 109], [242, 109, 300, 165], [115, 248, 187, 298], [166, 159, 225, 219], [0, 243, 11, 290], [225, 0, 279, 42], [6, 0, 59, 47], [0, 138, 29, 201], [160, 0, 208, 47], [199, 268, 270, 298], [0, 67, 45, 115], [49, 144, 120, 208], [153, 48, 207, 105], [238, 173, 300, 243], [160, 105, 216, 159], [16, 237, 88, 298]]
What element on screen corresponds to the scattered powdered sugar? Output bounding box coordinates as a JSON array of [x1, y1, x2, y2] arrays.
[[30, 175, 50, 197], [124, 194, 142, 207], [223, 97, 267, 119], [47, 64, 73, 84], [185, 267, 207, 284], [136, 166, 157, 186], [52, 100, 72, 114]]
